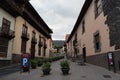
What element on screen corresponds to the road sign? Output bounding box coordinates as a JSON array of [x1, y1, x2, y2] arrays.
[[107, 52, 116, 73], [22, 53, 30, 72]]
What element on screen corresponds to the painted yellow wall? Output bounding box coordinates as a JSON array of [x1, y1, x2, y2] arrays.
[[12, 16, 22, 55], [46, 38, 50, 57], [13, 16, 50, 57]]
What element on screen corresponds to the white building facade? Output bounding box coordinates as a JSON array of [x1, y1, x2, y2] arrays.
[[0, 8, 15, 60]]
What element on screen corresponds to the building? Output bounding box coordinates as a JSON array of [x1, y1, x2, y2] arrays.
[[0, 0, 53, 66], [65, 34, 70, 58], [67, 0, 120, 72], [0, 0, 16, 67], [46, 37, 54, 57]]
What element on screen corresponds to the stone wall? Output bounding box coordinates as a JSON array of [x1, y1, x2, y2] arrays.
[[0, 54, 21, 68], [87, 50, 120, 72], [102, 0, 120, 49], [12, 54, 21, 64], [0, 60, 11, 67]]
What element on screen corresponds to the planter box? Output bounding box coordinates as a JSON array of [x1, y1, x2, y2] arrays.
[[42, 69, 51, 75], [61, 68, 70, 75]]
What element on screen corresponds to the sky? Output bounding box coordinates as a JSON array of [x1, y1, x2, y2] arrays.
[[30, 0, 85, 40]]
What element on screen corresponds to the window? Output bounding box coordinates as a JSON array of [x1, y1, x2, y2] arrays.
[[22, 25, 27, 34], [21, 25, 28, 53], [75, 33, 77, 41], [38, 47, 41, 56], [94, 32, 101, 52], [31, 31, 37, 43], [32, 31, 36, 39], [82, 20, 85, 34], [2, 18, 11, 34], [95, 0, 102, 18], [38, 36, 42, 56], [73, 33, 77, 46]]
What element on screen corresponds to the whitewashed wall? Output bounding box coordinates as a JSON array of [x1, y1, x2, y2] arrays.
[[0, 8, 15, 60]]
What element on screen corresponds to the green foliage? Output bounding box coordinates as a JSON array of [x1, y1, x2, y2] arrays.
[[37, 59, 43, 66], [42, 62, 51, 70], [54, 46, 62, 49], [31, 59, 37, 65], [51, 55, 64, 61], [44, 57, 52, 63], [30, 59, 37, 69], [60, 60, 70, 68]]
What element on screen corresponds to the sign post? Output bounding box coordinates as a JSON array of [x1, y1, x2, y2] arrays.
[[107, 52, 116, 73], [21, 53, 30, 72]]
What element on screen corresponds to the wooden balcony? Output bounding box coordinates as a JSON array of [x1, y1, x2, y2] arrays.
[[31, 37, 37, 44], [38, 41, 43, 47], [0, 27, 15, 40], [21, 32, 29, 41]]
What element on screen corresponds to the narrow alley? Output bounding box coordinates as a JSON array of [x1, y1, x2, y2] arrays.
[[0, 59, 120, 80]]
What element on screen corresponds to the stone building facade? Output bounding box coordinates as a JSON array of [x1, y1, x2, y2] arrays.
[[67, 0, 120, 72]]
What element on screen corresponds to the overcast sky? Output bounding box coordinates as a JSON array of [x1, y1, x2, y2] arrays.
[[30, 0, 85, 40]]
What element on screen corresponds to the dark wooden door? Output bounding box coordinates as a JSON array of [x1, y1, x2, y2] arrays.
[[31, 43, 35, 59], [82, 47, 86, 62]]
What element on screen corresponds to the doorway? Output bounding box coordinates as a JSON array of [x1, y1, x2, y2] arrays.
[[31, 43, 35, 59], [82, 47, 86, 62]]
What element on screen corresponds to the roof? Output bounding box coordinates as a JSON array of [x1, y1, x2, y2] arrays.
[[67, 0, 93, 42], [0, 0, 53, 38], [23, 2, 53, 38]]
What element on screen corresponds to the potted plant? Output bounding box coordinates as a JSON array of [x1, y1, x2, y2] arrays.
[[37, 59, 43, 67], [42, 62, 51, 75], [30, 59, 37, 69], [60, 60, 70, 75]]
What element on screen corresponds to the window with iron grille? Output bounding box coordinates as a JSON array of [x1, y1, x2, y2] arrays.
[[94, 0, 102, 18], [2, 18, 11, 34]]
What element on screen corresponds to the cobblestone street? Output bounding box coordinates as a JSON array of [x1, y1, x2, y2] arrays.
[[0, 59, 120, 80]]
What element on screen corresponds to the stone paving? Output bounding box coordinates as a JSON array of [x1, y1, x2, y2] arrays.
[[0, 59, 120, 80]]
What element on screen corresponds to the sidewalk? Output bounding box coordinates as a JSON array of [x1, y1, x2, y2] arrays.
[[0, 63, 20, 70], [0, 59, 120, 80]]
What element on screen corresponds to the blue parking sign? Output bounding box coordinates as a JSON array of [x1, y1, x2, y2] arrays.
[[23, 58, 28, 67], [22, 53, 30, 72]]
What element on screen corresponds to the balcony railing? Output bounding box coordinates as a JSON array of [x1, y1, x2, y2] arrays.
[[21, 32, 30, 41], [31, 37, 37, 44], [38, 41, 43, 47], [0, 27, 15, 40]]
